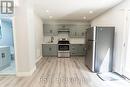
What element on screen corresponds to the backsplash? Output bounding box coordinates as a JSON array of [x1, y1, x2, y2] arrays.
[[70, 38, 85, 44], [43, 36, 85, 44], [44, 36, 58, 43], [58, 32, 69, 39]]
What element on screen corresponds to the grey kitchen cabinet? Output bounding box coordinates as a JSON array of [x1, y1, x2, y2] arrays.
[[42, 44, 58, 56], [43, 24, 58, 36], [70, 44, 85, 56], [69, 25, 87, 38], [0, 47, 11, 71], [57, 24, 72, 29], [43, 24, 88, 38]]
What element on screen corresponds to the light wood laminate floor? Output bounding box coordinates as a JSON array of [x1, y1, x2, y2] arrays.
[[0, 57, 130, 87]]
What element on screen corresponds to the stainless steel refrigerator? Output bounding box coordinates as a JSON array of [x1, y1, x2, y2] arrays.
[[85, 26, 115, 73]]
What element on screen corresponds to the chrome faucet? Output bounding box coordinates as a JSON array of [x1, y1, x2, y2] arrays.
[[51, 36, 54, 43]]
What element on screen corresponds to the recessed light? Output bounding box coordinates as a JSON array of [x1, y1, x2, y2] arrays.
[[89, 11, 93, 14], [49, 16, 53, 19], [46, 10, 49, 13], [83, 16, 87, 19]]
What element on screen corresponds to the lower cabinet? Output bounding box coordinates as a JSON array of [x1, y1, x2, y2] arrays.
[[42, 44, 58, 57], [70, 44, 85, 56], [42, 44, 86, 57], [0, 47, 11, 71]]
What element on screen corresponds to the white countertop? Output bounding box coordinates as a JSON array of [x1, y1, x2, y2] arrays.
[[0, 46, 10, 48], [43, 36, 85, 44], [42, 41, 85, 44], [42, 42, 57, 44]]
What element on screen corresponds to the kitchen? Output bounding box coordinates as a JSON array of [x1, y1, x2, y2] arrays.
[[42, 21, 116, 79], [38, 0, 130, 85], [42, 22, 89, 58], [0, 0, 130, 87]]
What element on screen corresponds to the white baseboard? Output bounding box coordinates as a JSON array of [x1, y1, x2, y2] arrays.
[[35, 56, 42, 63], [16, 66, 36, 77], [16, 56, 42, 77]]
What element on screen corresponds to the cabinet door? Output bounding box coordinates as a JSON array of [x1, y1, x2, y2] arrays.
[[69, 25, 78, 38], [77, 44, 85, 55], [53, 25, 58, 36], [78, 29, 86, 37], [76, 26, 87, 38], [50, 45, 58, 56], [70, 25, 87, 38], [1, 47, 11, 66], [43, 24, 58, 36], [0, 47, 11, 69], [42, 44, 58, 56], [0, 50, 2, 67]]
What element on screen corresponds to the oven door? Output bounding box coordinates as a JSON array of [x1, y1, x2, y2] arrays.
[[58, 45, 69, 51]]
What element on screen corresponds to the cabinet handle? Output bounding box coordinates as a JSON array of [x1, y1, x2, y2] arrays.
[[82, 32, 84, 36], [49, 48, 52, 51], [75, 32, 77, 36], [1, 53, 5, 58], [50, 30, 52, 33]]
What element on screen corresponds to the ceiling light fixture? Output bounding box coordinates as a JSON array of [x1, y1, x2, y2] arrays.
[[46, 10, 49, 13], [83, 16, 87, 19], [49, 16, 53, 19], [89, 11, 93, 14]]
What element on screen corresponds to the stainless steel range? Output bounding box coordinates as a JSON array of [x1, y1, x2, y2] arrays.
[[58, 39, 70, 58]]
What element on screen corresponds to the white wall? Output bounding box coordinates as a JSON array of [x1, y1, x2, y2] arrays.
[[14, 0, 31, 73], [91, 0, 130, 74], [27, 7, 36, 72], [14, 0, 44, 76], [13, 0, 40, 76], [33, 13, 43, 61]]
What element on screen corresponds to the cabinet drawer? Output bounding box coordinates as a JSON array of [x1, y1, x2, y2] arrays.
[[70, 44, 85, 56]]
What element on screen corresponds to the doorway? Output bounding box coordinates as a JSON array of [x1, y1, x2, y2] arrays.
[[0, 18, 16, 75], [123, 36, 130, 78], [122, 10, 130, 79]]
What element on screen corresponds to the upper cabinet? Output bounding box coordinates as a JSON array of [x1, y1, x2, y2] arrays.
[[43, 24, 58, 36], [43, 24, 88, 37], [69, 25, 87, 38]]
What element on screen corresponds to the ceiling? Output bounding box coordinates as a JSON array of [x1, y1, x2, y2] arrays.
[[32, 0, 124, 21]]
